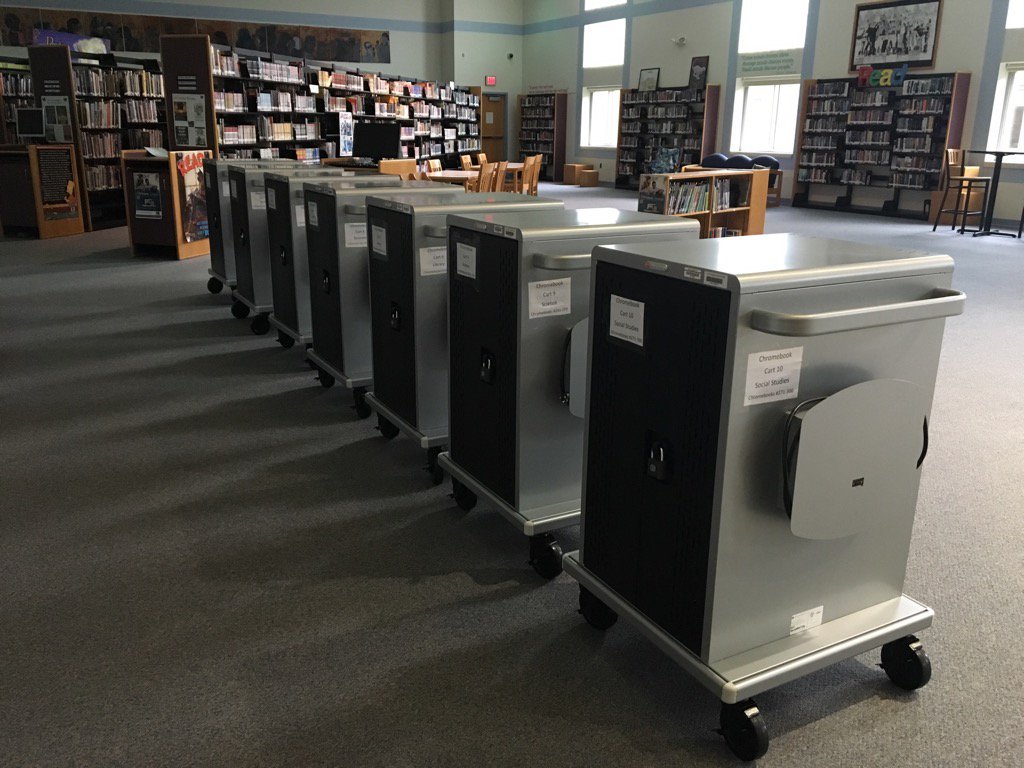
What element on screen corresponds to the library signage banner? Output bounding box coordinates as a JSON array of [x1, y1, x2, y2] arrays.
[[739, 50, 801, 78]]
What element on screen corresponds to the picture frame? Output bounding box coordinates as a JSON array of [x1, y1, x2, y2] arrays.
[[849, 0, 942, 71], [638, 67, 660, 91], [688, 56, 709, 92]]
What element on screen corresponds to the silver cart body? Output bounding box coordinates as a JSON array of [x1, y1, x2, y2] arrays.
[[303, 180, 452, 412], [562, 233, 964, 760], [363, 192, 564, 481], [264, 173, 401, 350], [228, 165, 348, 334], [203, 158, 298, 294], [436, 208, 699, 577]]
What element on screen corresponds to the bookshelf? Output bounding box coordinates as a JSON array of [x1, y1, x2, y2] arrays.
[[0, 58, 33, 145], [637, 167, 769, 238], [615, 84, 720, 190], [518, 91, 567, 181], [792, 72, 970, 219]]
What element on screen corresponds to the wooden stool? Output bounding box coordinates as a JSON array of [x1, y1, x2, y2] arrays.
[[932, 148, 990, 234], [578, 169, 600, 187], [563, 164, 593, 184]]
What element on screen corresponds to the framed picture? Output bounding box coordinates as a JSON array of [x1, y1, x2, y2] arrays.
[[849, 0, 942, 70], [688, 56, 709, 92], [638, 67, 660, 91]]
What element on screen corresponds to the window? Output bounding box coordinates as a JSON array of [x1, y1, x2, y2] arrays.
[[731, 80, 801, 154], [582, 19, 626, 68], [1008, 0, 1024, 28], [738, 0, 810, 53], [585, 0, 627, 9], [991, 65, 1024, 150], [580, 86, 621, 148]]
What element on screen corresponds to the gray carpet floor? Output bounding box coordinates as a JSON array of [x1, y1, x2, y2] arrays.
[[1, 183, 1022, 767]]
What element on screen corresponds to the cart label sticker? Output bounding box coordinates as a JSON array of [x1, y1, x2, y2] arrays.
[[371, 225, 387, 257], [419, 246, 447, 276], [307, 202, 319, 229], [267, 187, 277, 210], [456, 243, 477, 278], [703, 271, 727, 288], [231, 179, 239, 199], [222, 180, 230, 199], [528, 278, 571, 319], [744, 347, 803, 406], [344, 222, 366, 248], [609, 294, 645, 347], [790, 605, 824, 635], [683, 266, 702, 281], [251, 191, 266, 211], [294, 204, 305, 228]]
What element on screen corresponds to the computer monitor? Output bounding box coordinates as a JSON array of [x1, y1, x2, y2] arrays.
[[15, 108, 45, 139], [352, 121, 401, 161]]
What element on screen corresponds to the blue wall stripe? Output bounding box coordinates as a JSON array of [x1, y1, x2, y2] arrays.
[[720, 0, 743, 154], [972, 0, 1011, 160], [802, 0, 821, 80]]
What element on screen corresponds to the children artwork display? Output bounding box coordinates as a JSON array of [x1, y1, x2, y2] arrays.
[[176, 151, 209, 243]]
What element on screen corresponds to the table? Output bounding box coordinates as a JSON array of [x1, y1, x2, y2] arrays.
[[427, 170, 478, 189], [965, 149, 1024, 237]]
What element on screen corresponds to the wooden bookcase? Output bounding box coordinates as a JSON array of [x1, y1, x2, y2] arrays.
[[637, 167, 769, 238], [615, 83, 720, 190], [0, 143, 85, 238], [518, 91, 567, 181], [792, 72, 970, 219], [0, 57, 33, 145]]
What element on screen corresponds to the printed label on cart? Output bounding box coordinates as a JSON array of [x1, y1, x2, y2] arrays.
[[609, 294, 645, 347], [344, 222, 366, 247], [307, 202, 319, 229], [683, 266, 702, 281], [266, 187, 277, 210], [419, 246, 447, 276], [744, 346, 803, 406], [251, 191, 266, 211], [528, 278, 571, 319], [294, 204, 305, 228], [703, 271, 727, 288], [456, 243, 477, 278], [790, 605, 824, 635], [222, 180, 230, 199], [231, 179, 239, 199], [371, 225, 387, 256]]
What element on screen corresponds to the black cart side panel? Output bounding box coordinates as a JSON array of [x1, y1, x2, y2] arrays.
[[230, 173, 255, 302], [266, 179, 298, 330], [368, 207, 417, 425], [307, 197, 346, 372], [207, 172, 226, 278], [584, 261, 731, 656], [448, 229, 519, 506]]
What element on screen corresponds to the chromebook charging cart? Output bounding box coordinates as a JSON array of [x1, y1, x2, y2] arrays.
[[228, 165, 348, 335], [203, 158, 299, 296], [436, 208, 699, 578], [561, 234, 964, 760], [363, 192, 564, 483], [304, 179, 452, 415], [264, 173, 401, 352]]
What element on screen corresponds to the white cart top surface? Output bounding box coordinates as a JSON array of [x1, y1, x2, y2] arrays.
[[448, 207, 699, 240], [365, 192, 563, 215]]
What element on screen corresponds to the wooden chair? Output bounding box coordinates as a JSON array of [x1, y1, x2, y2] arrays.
[[378, 158, 417, 178], [492, 161, 508, 192], [460, 155, 473, 171], [525, 155, 543, 196], [476, 152, 488, 167], [427, 158, 443, 173], [473, 162, 496, 193], [767, 170, 783, 207], [933, 148, 990, 234]]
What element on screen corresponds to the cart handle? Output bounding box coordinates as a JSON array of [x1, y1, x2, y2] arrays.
[[343, 204, 366, 216], [532, 253, 592, 271], [749, 288, 965, 337], [423, 225, 448, 239]]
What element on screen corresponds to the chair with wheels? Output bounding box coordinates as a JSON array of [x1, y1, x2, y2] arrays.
[[932, 148, 990, 234]]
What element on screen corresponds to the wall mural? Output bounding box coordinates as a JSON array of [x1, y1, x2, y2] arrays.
[[1, 6, 391, 63]]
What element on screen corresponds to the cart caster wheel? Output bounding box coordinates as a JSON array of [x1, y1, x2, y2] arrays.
[[250, 314, 270, 335], [377, 415, 399, 440], [316, 368, 335, 388], [451, 479, 477, 511], [578, 586, 617, 630], [880, 635, 932, 691], [352, 387, 372, 419], [277, 331, 295, 349], [719, 700, 770, 762], [207, 277, 223, 294], [529, 533, 563, 580], [231, 300, 250, 319], [426, 446, 445, 485]]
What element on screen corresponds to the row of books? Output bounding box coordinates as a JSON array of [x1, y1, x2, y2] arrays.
[[844, 149, 890, 164], [902, 77, 953, 96], [125, 128, 164, 149], [896, 115, 939, 133], [899, 97, 948, 115], [124, 100, 160, 123], [79, 100, 121, 128], [893, 136, 934, 153], [667, 182, 710, 214], [708, 227, 743, 238], [1, 70, 32, 96], [846, 129, 890, 145], [806, 99, 849, 117], [522, 95, 556, 107], [891, 156, 940, 172], [246, 59, 302, 84], [713, 178, 748, 210], [73, 69, 164, 98], [523, 107, 555, 118], [851, 91, 888, 107], [848, 109, 894, 124], [81, 131, 122, 159], [215, 91, 246, 112], [121, 71, 164, 97], [85, 164, 121, 190], [808, 81, 849, 98], [800, 151, 837, 167], [622, 88, 704, 105]]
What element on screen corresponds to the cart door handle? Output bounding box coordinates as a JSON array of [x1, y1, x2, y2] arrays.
[[343, 204, 365, 216], [423, 225, 448, 239], [239, 229, 247, 245], [532, 253, 592, 271], [322, 270, 331, 294], [279, 246, 287, 266], [749, 288, 965, 336]]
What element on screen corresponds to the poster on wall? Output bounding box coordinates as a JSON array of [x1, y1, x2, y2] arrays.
[[40, 96, 71, 143], [849, 0, 942, 70], [172, 94, 208, 149], [133, 173, 163, 219], [176, 152, 209, 243], [338, 111, 354, 157]]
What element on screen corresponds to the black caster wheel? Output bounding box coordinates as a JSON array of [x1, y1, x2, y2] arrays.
[[377, 415, 400, 440], [231, 300, 250, 319], [529, 533, 563, 580], [352, 386, 372, 419], [316, 368, 335, 388], [451, 479, 477, 511], [250, 314, 271, 336], [719, 700, 770, 762], [880, 635, 932, 691], [426, 446, 445, 486], [277, 331, 295, 349], [207, 277, 224, 294], [578, 586, 618, 630]]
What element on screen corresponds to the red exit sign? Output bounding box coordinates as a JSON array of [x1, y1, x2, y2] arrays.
[[485, 75, 497, 86]]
